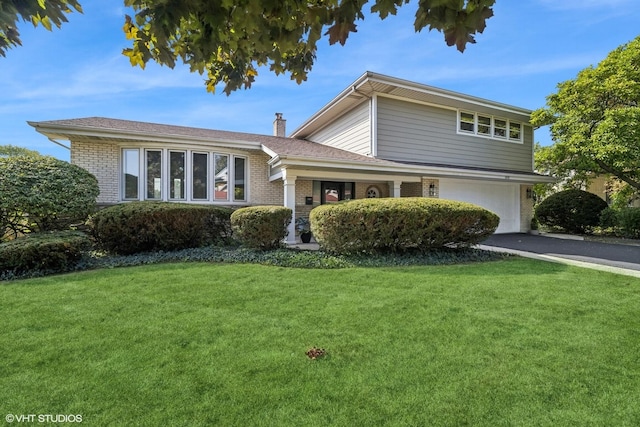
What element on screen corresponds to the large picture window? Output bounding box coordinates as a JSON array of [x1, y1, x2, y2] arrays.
[[122, 148, 248, 203], [192, 152, 208, 200], [458, 110, 524, 143], [214, 154, 229, 201], [169, 151, 185, 200], [234, 157, 246, 202], [146, 150, 162, 200], [122, 149, 139, 200]]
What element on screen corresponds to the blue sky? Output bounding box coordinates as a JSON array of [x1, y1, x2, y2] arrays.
[[1, 0, 639, 160]]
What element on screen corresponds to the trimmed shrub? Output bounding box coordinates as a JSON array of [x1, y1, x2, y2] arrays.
[[0, 156, 99, 238], [231, 206, 292, 250], [88, 202, 233, 255], [309, 197, 499, 254], [616, 207, 640, 239], [535, 189, 608, 233], [0, 231, 91, 274]]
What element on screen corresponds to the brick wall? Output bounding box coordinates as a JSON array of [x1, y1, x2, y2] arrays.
[[247, 151, 283, 205], [70, 139, 119, 204], [520, 185, 533, 232]]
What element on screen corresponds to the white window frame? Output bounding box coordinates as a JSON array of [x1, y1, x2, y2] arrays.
[[120, 148, 250, 204], [457, 110, 524, 144]]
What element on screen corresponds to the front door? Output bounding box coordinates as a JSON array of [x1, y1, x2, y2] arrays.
[[321, 181, 344, 204]]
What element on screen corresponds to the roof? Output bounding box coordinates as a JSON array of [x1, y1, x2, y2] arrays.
[[291, 71, 533, 139], [28, 116, 387, 165]]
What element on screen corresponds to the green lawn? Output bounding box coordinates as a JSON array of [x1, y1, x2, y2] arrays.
[[2, 259, 640, 426]]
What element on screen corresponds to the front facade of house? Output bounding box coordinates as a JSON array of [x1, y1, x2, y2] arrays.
[[30, 72, 554, 243]]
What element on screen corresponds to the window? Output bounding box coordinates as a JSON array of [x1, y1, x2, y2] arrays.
[[192, 152, 208, 200], [122, 149, 248, 203], [146, 150, 162, 199], [122, 149, 139, 200], [477, 115, 491, 136], [234, 157, 246, 202], [459, 111, 475, 133], [509, 122, 522, 141], [494, 118, 507, 138], [458, 110, 523, 143], [214, 153, 228, 201], [169, 151, 185, 200]]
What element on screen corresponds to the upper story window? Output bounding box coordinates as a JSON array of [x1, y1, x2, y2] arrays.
[[458, 110, 524, 143], [121, 148, 248, 203]]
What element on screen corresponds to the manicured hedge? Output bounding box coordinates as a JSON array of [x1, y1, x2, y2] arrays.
[[231, 206, 292, 250], [0, 231, 90, 275], [309, 197, 499, 254], [88, 202, 233, 255], [535, 189, 608, 233]]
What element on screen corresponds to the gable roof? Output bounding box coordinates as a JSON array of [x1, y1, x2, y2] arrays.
[[291, 71, 533, 139]]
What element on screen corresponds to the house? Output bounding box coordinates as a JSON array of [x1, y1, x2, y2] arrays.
[[29, 71, 554, 243]]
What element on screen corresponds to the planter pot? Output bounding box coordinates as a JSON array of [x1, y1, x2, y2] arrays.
[[300, 232, 312, 243]]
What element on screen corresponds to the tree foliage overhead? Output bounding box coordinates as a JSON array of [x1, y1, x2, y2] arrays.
[[532, 36, 640, 196], [122, 0, 495, 94], [2, 1, 495, 93], [0, 0, 82, 57]]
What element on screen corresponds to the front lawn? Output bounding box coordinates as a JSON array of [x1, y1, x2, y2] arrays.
[[2, 259, 639, 426]]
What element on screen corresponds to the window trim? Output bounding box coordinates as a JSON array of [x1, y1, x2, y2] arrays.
[[457, 110, 524, 144], [120, 148, 250, 204]]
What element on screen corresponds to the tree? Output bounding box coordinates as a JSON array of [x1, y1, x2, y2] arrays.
[[0, 144, 41, 157], [531, 36, 640, 200], [0, 156, 99, 239], [0, 0, 82, 57], [1, 1, 495, 94]]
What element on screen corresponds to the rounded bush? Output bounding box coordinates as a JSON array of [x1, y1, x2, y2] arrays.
[[88, 202, 233, 255], [0, 231, 90, 274], [309, 197, 499, 254], [0, 156, 99, 238], [231, 206, 292, 250], [535, 189, 608, 233]]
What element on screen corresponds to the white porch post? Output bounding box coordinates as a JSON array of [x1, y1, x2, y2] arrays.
[[390, 180, 402, 198], [283, 170, 297, 244]]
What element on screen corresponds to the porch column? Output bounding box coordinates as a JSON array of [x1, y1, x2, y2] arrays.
[[390, 180, 402, 198], [283, 171, 297, 244]]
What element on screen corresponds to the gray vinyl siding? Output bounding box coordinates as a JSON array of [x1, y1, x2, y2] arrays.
[[307, 101, 371, 155], [376, 97, 533, 172]]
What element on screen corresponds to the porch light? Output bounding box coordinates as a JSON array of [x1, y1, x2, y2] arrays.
[[526, 188, 533, 199]]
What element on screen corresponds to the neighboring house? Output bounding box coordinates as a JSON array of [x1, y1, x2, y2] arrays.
[[29, 71, 554, 243]]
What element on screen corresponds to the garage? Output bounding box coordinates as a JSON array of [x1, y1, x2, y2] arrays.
[[438, 179, 521, 234]]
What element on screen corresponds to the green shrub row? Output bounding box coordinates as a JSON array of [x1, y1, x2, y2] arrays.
[[535, 189, 608, 233], [600, 207, 640, 239], [230, 206, 292, 250], [309, 198, 499, 254], [0, 231, 90, 275], [88, 202, 233, 255]]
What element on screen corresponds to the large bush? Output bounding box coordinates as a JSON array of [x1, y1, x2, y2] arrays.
[[231, 206, 292, 250], [0, 156, 99, 239], [0, 231, 91, 275], [310, 197, 499, 254], [89, 202, 233, 255], [535, 189, 608, 233]]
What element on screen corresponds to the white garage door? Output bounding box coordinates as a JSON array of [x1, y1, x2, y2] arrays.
[[438, 179, 520, 233]]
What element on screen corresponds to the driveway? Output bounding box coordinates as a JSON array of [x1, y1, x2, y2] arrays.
[[481, 233, 640, 273]]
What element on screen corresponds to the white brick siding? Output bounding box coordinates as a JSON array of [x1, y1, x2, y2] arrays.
[[70, 139, 119, 205]]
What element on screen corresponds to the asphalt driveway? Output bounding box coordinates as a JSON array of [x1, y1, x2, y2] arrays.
[[481, 233, 640, 272]]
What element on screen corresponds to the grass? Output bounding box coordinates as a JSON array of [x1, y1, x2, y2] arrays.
[[2, 259, 640, 426]]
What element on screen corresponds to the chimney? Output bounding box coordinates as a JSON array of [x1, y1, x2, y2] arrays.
[[273, 112, 286, 137]]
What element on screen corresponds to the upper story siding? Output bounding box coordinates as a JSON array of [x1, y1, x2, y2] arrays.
[[376, 96, 534, 173], [307, 101, 371, 156]]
